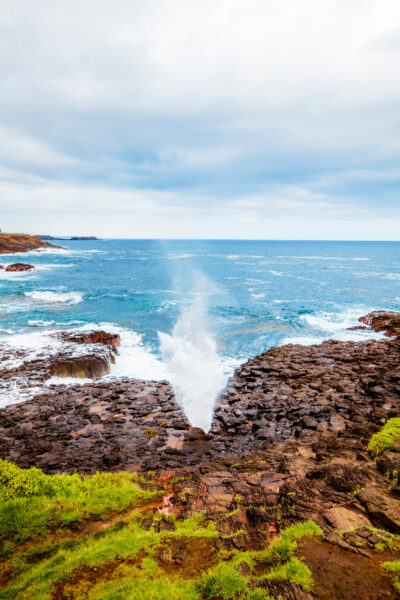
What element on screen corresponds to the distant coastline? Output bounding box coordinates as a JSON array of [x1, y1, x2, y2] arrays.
[[37, 235, 99, 241], [0, 232, 62, 254]]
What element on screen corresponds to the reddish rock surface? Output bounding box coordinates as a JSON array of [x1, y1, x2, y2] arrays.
[[4, 263, 35, 272], [0, 233, 62, 254], [360, 310, 400, 337], [57, 330, 120, 347], [0, 330, 120, 400]]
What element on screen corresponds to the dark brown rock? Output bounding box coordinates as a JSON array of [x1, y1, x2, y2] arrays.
[[359, 310, 400, 337], [5, 263, 35, 272], [57, 331, 120, 348]]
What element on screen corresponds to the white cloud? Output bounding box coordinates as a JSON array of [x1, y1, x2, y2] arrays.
[[0, 0, 399, 237], [0, 126, 76, 169]]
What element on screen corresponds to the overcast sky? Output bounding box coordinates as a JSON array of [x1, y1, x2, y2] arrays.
[[1, 0, 400, 239]]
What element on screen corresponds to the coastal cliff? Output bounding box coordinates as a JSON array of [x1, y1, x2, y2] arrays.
[[1, 312, 400, 599], [0, 233, 62, 254]]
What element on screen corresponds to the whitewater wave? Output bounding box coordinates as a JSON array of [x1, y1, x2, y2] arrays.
[[24, 291, 83, 305], [28, 319, 56, 327], [0, 270, 36, 280], [36, 263, 75, 271], [277, 256, 369, 261], [281, 307, 385, 346], [165, 254, 196, 260]]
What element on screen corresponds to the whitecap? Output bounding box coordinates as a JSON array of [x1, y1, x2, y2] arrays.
[[276, 256, 369, 261], [24, 291, 83, 305]]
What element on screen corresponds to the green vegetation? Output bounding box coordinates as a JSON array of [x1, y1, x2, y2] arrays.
[[370, 528, 400, 553], [0, 459, 159, 555], [0, 460, 323, 600], [256, 521, 322, 592], [368, 418, 400, 458], [382, 560, 400, 593]]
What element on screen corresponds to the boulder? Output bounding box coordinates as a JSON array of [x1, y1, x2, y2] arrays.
[[323, 507, 371, 531], [5, 263, 35, 272], [47, 355, 112, 379], [359, 311, 400, 337]]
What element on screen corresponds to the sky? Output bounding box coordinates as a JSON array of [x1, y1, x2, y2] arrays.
[[0, 0, 400, 239]]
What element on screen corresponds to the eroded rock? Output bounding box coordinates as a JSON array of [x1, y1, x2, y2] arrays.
[[4, 263, 35, 272]]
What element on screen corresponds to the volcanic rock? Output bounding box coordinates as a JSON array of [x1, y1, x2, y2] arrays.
[[1, 311, 400, 479], [5, 263, 35, 272], [359, 310, 400, 337], [57, 330, 120, 348], [0, 329, 120, 401], [47, 355, 112, 378]]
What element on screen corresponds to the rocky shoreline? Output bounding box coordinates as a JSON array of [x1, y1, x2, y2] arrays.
[[0, 233, 62, 254], [1, 311, 400, 598], [0, 311, 398, 474]]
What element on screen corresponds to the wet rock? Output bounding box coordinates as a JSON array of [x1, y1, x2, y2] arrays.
[[57, 331, 120, 348], [359, 310, 400, 337], [5, 263, 35, 272], [47, 355, 111, 378]]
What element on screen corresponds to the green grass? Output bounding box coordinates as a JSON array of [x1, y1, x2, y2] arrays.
[[382, 560, 400, 593], [196, 563, 270, 599], [0, 516, 322, 600], [0, 460, 159, 555], [1, 514, 211, 599], [0, 460, 323, 600], [265, 557, 313, 591], [255, 520, 322, 592], [368, 418, 400, 458]]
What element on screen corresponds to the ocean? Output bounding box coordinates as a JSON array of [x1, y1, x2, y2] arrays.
[[0, 239, 398, 425]]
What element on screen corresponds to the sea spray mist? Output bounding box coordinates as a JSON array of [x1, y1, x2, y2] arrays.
[[158, 273, 226, 432]]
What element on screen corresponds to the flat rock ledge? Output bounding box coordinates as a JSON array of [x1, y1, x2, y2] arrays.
[[0, 310, 399, 476]]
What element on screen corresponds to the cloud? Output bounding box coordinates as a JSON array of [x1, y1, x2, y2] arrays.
[[0, 0, 399, 238]]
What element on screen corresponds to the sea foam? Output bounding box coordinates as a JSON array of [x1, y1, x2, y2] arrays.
[[25, 291, 83, 305]]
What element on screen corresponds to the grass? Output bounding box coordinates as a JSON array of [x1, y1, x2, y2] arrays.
[[0, 459, 159, 555], [368, 418, 400, 458], [255, 520, 322, 592], [382, 560, 400, 594], [369, 528, 400, 553], [0, 460, 323, 600]]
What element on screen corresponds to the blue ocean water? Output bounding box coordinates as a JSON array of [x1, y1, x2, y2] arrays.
[[1, 239, 400, 354], [0, 239, 399, 423]]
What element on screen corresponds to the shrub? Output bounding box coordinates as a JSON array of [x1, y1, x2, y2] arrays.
[[368, 418, 400, 458]]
